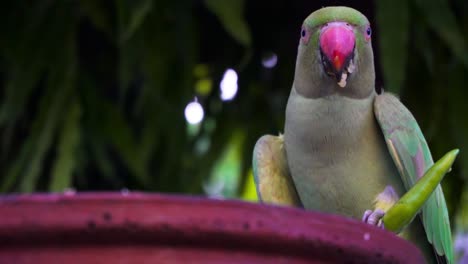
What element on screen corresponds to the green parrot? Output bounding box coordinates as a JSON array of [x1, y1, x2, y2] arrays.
[[253, 6, 454, 263]]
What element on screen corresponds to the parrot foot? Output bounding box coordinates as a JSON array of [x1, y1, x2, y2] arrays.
[[362, 209, 385, 229]]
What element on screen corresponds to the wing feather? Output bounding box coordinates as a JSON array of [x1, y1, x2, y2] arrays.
[[374, 93, 453, 263], [252, 135, 301, 206]]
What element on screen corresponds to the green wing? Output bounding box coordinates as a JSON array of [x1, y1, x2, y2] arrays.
[[252, 135, 301, 206], [374, 93, 453, 264]]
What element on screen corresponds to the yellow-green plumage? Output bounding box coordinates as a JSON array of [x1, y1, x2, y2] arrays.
[[253, 6, 453, 263]]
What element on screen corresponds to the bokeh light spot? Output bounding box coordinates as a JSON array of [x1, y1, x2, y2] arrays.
[[184, 100, 204, 124], [220, 68, 238, 101], [262, 52, 278, 68]]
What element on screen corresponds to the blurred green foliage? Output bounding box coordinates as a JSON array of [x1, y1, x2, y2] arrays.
[[0, 1, 467, 234]]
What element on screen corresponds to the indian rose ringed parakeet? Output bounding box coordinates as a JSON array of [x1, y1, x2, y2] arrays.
[[253, 6, 454, 263]]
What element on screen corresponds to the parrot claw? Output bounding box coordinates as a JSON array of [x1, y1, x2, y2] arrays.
[[362, 209, 385, 229]]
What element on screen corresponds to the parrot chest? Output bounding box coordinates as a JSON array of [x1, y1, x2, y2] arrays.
[[284, 92, 405, 218]]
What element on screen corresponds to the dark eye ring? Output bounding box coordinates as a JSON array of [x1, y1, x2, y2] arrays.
[[366, 26, 372, 36]]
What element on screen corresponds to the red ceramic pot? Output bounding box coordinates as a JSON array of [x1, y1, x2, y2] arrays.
[[0, 193, 423, 263]]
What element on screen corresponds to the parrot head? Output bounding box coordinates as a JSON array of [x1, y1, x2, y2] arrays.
[[294, 7, 375, 98]]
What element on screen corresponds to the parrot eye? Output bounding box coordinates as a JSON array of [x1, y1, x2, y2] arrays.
[[300, 25, 311, 45], [365, 26, 372, 41]]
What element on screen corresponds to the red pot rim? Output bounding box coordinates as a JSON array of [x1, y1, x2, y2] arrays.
[[0, 192, 424, 263]]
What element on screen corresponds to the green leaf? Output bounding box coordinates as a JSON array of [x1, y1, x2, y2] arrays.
[[118, 0, 153, 42], [90, 97, 150, 186], [414, 0, 468, 69], [0, 134, 32, 192], [376, 0, 409, 94], [80, 72, 149, 187], [448, 65, 468, 180], [455, 188, 468, 232], [0, 3, 54, 125], [0, 2, 72, 156], [412, 18, 435, 74], [79, 0, 113, 36], [1, 4, 78, 192], [116, 0, 152, 105], [204, 0, 251, 47], [206, 130, 245, 197], [240, 169, 258, 202], [49, 100, 81, 192], [20, 64, 75, 192]]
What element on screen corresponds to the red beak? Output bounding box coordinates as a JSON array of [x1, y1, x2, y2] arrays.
[[319, 22, 355, 74]]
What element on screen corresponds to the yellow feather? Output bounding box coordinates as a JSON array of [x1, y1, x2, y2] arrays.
[[373, 186, 399, 212]]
